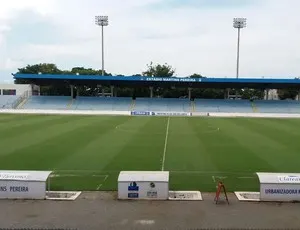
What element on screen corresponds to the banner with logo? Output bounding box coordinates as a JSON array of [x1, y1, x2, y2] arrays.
[[257, 173, 300, 201], [151, 112, 191, 116], [131, 111, 151, 116]]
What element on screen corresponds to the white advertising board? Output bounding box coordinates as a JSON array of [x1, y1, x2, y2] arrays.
[[0, 170, 52, 199], [0, 181, 46, 199], [118, 171, 169, 200], [257, 173, 300, 202]]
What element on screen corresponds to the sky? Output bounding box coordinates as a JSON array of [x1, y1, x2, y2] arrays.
[[1, 0, 300, 83]]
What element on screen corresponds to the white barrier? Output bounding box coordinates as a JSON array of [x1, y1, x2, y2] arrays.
[[0, 109, 130, 116], [0, 109, 300, 118], [257, 172, 300, 202], [151, 111, 191, 116], [235, 172, 300, 202], [192, 112, 300, 118], [118, 171, 169, 200], [0, 170, 52, 199]]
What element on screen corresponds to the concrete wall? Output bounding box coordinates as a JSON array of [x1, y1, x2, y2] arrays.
[[0, 84, 32, 96]]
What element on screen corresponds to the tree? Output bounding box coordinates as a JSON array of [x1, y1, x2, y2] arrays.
[[142, 62, 175, 77], [70, 67, 111, 76], [18, 63, 61, 74], [277, 89, 299, 100], [190, 73, 205, 78], [240, 89, 264, 100], [15, 63, 62, 85]]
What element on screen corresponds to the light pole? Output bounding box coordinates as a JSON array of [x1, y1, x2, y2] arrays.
[[233, 18, 247, 79], [95, 16, 109, 76]]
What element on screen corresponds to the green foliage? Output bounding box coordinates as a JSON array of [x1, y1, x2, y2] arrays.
[[190, 73, 205, 78], [18, 63, 61, 74], [241, 89, 264, 100], [142, 62, 175, 77], [70, 67, 111, 76], [277, 89, 299, 100], [15, 64, 113, 96]]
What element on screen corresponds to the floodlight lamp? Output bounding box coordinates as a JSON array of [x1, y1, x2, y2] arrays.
[[233, 18, 247, 28], [95, 15, 109, 26]]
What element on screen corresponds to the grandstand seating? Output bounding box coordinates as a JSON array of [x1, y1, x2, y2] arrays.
[[23, 96, 71, 110], [19, 95, 300, 114], [254, 100, 300, 113], [73, 97, 132, 111], [134, 98, 191, 112], [0, 95, 18, 109], [194, 99, 253, 113]]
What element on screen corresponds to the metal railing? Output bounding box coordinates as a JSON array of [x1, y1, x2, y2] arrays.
[[11, 90, 30, 109]]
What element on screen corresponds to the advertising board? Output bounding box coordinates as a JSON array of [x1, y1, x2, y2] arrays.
[[151, 112, 191, 116], [0, 181, 46, 199], [257, 173, 300, 202], [131, 111, 151, 116], [260, 184, 300, 201], [118, 171, 169, 200]]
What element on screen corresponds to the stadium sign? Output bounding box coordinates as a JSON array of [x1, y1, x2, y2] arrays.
[[145, 77, 200, 83], [257, 172, 300, 201]]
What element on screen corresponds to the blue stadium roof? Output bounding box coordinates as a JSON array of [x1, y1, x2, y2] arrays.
[[13, 74, 300, 89]]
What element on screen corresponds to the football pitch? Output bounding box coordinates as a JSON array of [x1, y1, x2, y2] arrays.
[[0, 114, 300, 192]]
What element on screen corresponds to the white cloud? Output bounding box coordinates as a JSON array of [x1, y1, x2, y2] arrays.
[[0, 0, 300, 80], [0, 0, 56, 19]]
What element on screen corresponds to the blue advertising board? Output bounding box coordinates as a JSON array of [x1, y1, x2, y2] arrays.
[[131, 111, 151, 116]]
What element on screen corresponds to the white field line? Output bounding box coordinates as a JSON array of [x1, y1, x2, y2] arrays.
[[50, 174, 106, 178], [238, 176, 255, 179], [96, 175, 109, 190], [212, 176, 227, 182], [161, 117, 170, 171]]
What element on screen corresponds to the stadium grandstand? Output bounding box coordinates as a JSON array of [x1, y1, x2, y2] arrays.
[[0, 74, 298, 114]]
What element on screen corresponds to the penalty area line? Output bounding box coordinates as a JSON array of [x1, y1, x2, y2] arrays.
[[212, 176, 227, 182], [161, 117, 170, 171], [96, 175, 109, 190]]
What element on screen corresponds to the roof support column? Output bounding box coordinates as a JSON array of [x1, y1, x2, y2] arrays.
[[188, 88, 192, 100], [224, 89, 230, 99], [110, 86, 114, 97], [297, 89, 300, 101], [264, 89, 269, 100], [70, 85, 74, 98], [149, 87, 153, 98], [77, 87, 79, 97]]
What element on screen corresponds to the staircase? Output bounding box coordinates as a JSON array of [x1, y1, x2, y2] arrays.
[[130, 99, 136, 111], [251, 101, 258, 113], [191, 101, 196, 112], [67, 99, 74, 109]]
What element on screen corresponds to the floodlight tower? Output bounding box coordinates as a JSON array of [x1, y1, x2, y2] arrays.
[[233, 18, 247, 79], [95, 16, 109, 76]]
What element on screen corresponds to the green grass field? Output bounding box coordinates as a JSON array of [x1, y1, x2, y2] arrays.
[[0, 114, 300, 192]]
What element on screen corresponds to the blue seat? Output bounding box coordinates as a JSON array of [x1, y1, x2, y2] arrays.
[[0, 95, 17, 108], [255, 100, 300, 113], [73, 97, 131, 111], [195, 99, 253, 113], [23, 96, 70, 110], [134, 98, 191, 112]]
